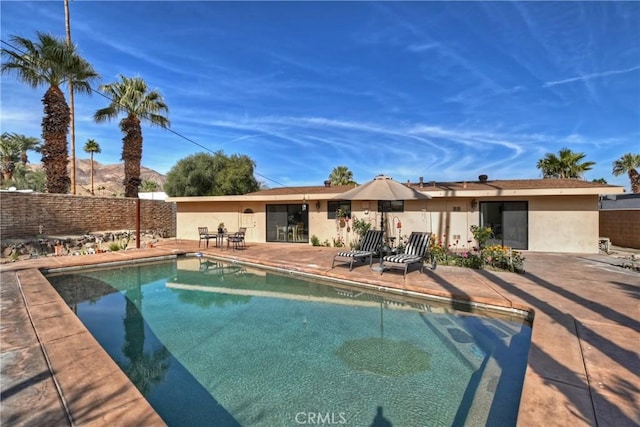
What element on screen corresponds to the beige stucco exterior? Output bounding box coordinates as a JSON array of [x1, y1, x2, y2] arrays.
[[168, 181, 624, 254]]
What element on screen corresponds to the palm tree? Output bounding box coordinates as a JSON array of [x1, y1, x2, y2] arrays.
[[10, 133, 42, 166], [329, 165, 356, 186], [83, 139, 101, 195], [94, 75, 169, 198], [612, 153, 640, 193], [0, 133, 19, 182], [140, 179, 159, 192], [1, 32, 99, 193], [536, 147, 595, 179]]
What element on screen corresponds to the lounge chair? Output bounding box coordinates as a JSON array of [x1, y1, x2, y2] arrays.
[[332, 230, 383, 271], [380, 232, 432, 277]]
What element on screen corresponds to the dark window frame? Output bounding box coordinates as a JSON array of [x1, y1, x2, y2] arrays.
[[377, 200, 404, 213], [327, 200, 352, 219]]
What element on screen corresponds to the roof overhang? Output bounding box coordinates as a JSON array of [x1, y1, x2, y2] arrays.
[[167, 185, 625, 203]]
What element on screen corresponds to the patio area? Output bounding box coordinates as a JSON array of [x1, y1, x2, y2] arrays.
[[1, 240, 638, 426]]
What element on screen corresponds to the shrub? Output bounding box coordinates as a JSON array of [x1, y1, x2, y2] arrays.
[[108, 242, 121, 252], [470, 225, 493, 249], [428, 231, 525, 273], [482, 245, 525, 273], [351, 216, 371, 238], [310, 235, 321, 246]]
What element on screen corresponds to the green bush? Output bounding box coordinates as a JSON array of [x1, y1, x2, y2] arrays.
[[310, 235, 321, 246]]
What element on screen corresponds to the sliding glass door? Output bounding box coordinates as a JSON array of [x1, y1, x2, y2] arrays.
[[480, 201, 528, 249], [266, 204, 308, 243]]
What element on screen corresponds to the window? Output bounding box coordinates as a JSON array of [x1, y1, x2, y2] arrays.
[[266, 204, 308, 243], [327, 201, 351, 219], [480, 201, 528, 249], [378, 200, 404, 213]]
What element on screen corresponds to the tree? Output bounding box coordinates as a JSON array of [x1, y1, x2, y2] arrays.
[[140, 179, 160, 192], [4, 165, 46, 192], [592, 178, 608, 184], [612, 153, 640, 193], [1, 32, 99, 193], [329, 165, 356, 186], [0, 133, 20, 182], [94, 74, 169, 198], [9, 133, 42, 166], [164, 151, 260, 197], [536, 148, 595, 179], [83, 139, 101, 195]]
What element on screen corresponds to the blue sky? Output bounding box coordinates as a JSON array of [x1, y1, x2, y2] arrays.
[[1, 1, 639, 190]]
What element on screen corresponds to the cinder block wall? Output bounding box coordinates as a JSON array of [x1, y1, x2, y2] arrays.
[[0, 192, 176, 239], [599, 210, 640, 249]]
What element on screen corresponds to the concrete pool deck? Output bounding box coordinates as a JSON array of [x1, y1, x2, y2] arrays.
[[1, 241, 638, 426]]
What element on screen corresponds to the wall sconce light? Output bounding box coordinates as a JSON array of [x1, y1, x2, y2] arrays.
[[471, 199, 478, 210], [315, 200, 321, 210]]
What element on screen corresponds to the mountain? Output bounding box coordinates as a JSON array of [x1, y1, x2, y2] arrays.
[[74, 159, 167, 196], [27, 160, 167, 196]]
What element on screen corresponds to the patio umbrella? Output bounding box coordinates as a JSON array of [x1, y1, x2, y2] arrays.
[[333, 175, 431, 240]]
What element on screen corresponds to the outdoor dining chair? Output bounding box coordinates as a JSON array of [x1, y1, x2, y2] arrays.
[[197, 227, 215, 248], [226, 227, 247, 250]]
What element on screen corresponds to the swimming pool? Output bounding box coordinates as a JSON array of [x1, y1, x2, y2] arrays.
[[47, 256, 531, 426]]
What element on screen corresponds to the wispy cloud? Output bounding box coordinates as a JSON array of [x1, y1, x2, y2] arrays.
[[543, 65, 640, 87]]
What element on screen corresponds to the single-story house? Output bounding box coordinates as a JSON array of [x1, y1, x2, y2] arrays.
[[167, 176, 625, 253]]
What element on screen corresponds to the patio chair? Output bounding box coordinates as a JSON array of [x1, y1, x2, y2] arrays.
[[198, 227, 214, 248], [226, 227, 247, 250], [380, 231, 432, 277], [332, 230, 383, 271]]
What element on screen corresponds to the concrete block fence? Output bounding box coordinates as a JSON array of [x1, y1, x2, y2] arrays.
[[0, 192, 176, 239], [599, 209, 640, 249]]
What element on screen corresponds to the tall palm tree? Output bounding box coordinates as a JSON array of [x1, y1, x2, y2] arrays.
[[329, 165, 356, 186], [94, 75, 169, 198], [536, 147, 595, 179], [612, 153, 640, 193], [64, 0, 78, 194], [0, 133, 20, 182], [83, 138, 101, 195], [1, 32, 99, 193]]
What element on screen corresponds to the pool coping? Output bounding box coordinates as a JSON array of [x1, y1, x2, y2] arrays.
[[1, 242, 638, 426]]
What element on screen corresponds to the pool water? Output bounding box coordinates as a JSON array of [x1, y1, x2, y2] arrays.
[[47, 257, 531, 426]]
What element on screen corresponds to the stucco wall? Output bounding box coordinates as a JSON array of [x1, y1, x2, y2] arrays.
[[528, 195, 599, 253], [1, 192, 176, 239], [175, 194, 603, 253]]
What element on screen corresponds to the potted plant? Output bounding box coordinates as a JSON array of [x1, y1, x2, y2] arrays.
[[218, 223, 225, 234]]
